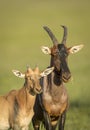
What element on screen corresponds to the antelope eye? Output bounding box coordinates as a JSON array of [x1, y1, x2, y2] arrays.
[[29, 77, 35, 83], [53, 50, 59, 55]]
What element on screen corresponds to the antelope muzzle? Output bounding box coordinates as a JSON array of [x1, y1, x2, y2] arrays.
[[62, 71, 71, 83]]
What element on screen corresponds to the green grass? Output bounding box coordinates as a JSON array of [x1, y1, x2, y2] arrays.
[[0, 0, 90, 129]]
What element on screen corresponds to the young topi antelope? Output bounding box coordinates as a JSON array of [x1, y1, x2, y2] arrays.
[[0, 66, 54, 130], [32, 26, 84, 130]]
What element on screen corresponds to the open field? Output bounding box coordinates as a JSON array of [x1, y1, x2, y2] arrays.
[[0, 0, 90, 129]]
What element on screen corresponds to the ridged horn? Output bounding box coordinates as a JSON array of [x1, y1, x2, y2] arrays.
[[43, 26, 59, 45], [34, 66, 39, 74], [27, 66, 33, 73], [61, 25, 67, 44]]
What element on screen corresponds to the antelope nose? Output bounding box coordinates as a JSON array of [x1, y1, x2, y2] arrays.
[[36, 86, 42, 93], [62, 72, 71, 82]]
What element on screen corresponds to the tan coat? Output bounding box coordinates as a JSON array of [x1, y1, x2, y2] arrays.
[[0, 67, 54, 130]]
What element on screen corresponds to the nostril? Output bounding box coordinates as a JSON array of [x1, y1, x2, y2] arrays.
[[36, 87, 42, 93], [62, 72, 71, 81], [67, 73, 71, 79], [40, 88, 42, 93]]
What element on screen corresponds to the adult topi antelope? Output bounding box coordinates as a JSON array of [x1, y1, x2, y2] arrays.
[[32, 26, 84, 130], [0, 66, 54, 130]]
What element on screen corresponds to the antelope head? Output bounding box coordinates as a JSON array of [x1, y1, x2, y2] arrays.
[[41, 26, 84, 83], [12, 66, 54, 95]]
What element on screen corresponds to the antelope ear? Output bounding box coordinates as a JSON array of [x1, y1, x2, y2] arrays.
[[41, 46, 51, 54], [12, 70, 25, 78], [40, 67, 54, 77], [69, 44, 84, 54]]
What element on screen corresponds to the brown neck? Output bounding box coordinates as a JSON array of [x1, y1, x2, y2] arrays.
[[50, 58, 62, 86], [53, 70, 62, 86]]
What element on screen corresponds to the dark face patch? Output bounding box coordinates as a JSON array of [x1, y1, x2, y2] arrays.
[[51, 44, 71, 82], [58, 44, 68, 58]]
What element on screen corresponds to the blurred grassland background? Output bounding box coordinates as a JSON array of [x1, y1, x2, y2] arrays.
[[0, 0, 90, 130]]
